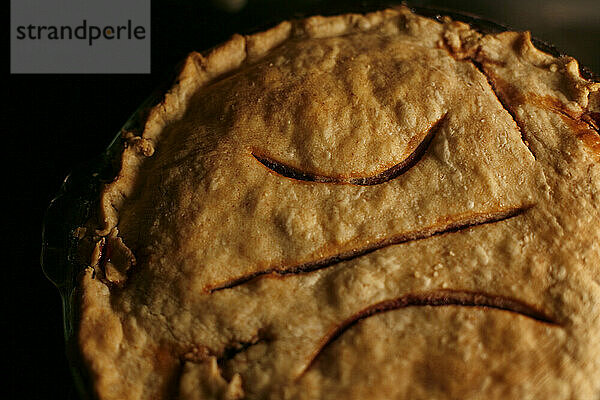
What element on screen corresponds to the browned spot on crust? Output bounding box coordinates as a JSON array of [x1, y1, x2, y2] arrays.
[[299, 289, 559, 378], [252, 114, 447, 186], [557, 113, 600, 155], [533, 95, 581, 118], [475, 62, 600, 158], [207, 205, 532, 292], [528, 95, 600, 158]]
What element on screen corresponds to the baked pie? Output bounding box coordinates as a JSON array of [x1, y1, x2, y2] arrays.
[[76, 7, 600, 399]]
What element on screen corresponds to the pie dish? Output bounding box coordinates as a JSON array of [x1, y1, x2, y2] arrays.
[[65, 6, 600, 400]]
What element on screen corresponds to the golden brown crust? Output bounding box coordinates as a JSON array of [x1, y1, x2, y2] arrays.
[[79, 7, 600, 400]]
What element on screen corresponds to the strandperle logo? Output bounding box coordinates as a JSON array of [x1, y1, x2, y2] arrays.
[[11, 0, 150, 74], [15, 19, 147, 46]]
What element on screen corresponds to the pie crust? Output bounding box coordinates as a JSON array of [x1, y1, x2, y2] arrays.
[[77, 7, 600, 399]]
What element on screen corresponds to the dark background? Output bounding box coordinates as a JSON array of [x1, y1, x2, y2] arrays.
[[6, 0, 598, 398]]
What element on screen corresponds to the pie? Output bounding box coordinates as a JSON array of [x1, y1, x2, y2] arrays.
[[76, 6, 600, 400]]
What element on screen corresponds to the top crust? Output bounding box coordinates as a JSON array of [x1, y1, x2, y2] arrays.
[[79, 7, 600, 400]]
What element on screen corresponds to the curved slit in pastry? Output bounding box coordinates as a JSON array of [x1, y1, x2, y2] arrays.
[[252, 115, 447, 186], [299, 289, 559, 377], [208, 205, 533, 292]]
